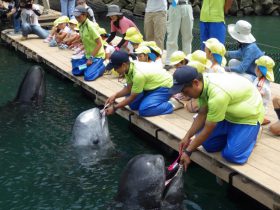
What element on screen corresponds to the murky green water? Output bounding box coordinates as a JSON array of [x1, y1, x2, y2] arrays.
[[0, 16, 276, 210]]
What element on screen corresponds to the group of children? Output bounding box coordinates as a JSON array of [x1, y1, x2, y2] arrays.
[[36, 4, 278, 130]]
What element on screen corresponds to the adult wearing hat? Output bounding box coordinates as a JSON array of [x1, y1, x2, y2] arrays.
[[200, 0, 233, 50], [106, 5, 138, 50], [169, 67, 264, 170], [104, 51, 183, 117], [72, 5, 105, 81], [270, 97, 280, 136], [144, 0, 167, 50], [164, 0, 193, 71], [226, 20, 264, 82]]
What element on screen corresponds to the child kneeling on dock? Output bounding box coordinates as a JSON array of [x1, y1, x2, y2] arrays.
[[104, 51, 183, 117], [71, 5, 105, 81]]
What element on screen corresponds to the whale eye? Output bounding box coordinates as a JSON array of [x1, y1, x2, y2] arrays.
[[92, 140, 99, 145]]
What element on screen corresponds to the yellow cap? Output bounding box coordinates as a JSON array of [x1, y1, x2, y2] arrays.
[[69, 18, 78, 25], [124, 27, 143, 44], [140, 41, 162, 55], [135, 46, 151, 54], [55, 16, 70, 26], [186, 50, 212, 68], [98, 28, 107, 35], [187, 61, 206, 73], [170, 51, 187, 66], [255, 56, 275, 82], [205, 41, 226, 57]]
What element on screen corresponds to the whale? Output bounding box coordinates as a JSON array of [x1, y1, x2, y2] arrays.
[[115, 154, 184, 210], [72, 108, 114, 166], [14, 65, 46, 105]]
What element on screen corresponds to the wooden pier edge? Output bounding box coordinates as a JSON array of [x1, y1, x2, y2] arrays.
[[1, 31, 279, 210]]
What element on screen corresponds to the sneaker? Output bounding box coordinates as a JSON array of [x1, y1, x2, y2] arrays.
[[7, 31, 21, 36], [164, 65, 173, 71], [44, 36, 52, 43], [168, 97, 184, 111]]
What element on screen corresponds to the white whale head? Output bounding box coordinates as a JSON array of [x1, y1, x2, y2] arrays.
[[72, 108, 112, 148]]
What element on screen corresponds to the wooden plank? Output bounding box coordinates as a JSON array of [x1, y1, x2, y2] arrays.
[[2, 30, 280, 209]]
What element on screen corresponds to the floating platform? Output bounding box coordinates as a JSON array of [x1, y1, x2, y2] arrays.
[[1, 29, 280, 210]]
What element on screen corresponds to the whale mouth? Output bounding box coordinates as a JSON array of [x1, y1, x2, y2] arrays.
[[165, 163, 183, 187]]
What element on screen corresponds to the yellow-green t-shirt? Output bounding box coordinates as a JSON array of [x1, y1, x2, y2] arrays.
[[125, 61, 173, 94], [200, 0, 225, 22], [79, 19, 105, 59], [199, 73, 264, 125]]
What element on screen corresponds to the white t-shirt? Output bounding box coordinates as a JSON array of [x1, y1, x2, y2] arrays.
[[105, 45, 115, 56], [145, 0, 167, 13], [207, 64, 225, 73], [253, 77, 271, 113], [62, 26, 71, 34], [21, 4, 40, 26]]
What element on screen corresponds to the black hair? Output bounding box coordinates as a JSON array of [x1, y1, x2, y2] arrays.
[[113, 15, 123, 29], [183, 73, 203, 87]]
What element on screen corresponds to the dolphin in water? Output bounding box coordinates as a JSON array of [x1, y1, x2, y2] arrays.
[[14, 65, 46, 105], [72, 108, 114, 166], [115, 154, 184, 210]]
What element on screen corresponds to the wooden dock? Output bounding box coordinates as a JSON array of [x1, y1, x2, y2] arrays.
[[1, 29, 280, 209]]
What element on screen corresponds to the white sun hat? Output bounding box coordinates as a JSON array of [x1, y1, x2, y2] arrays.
[[228, 20, 256, 44]]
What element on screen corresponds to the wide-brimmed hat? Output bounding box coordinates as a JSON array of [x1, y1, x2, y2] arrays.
[[186, 50, 212, 68], [228, 20, 256, 44], [107, 5, 123, 17], [135, 46, 151, 55], [170, 51, 187, 66], [73, 5, 88, 17], [255, 56, 275, 82]]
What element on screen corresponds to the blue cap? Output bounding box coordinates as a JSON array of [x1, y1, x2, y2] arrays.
[[169, 66, 198, 94], [105, 51, 129, 70]]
